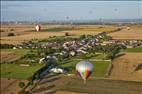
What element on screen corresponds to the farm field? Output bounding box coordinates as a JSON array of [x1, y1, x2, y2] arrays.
[[0, 78, 28, 94], [59, 77, 142, 94], [109, 25, 142, 40], [0, 63, 43, 80], [0, 49, 30, 63], [0, 24, 118, 44], [33, 74, 142, 94], [0, 49, 43, 80], [1, 24, 142, 44], [125, 48, 142, 53], [109, 52, 142, 82]]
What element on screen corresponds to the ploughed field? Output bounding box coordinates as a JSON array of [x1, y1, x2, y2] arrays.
[[32, 74, 142, 94], [109, 52, 142, 82], [0, 78, 28, 94]]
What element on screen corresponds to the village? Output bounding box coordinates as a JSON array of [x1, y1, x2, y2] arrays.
[[2, 31, 140, 75], [11, 31, 142, 64]]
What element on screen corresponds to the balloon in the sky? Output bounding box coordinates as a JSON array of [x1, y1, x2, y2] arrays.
[[76, 61, 94, 83]]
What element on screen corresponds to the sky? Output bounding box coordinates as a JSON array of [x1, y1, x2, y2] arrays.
[[1, 1, 142, 22]]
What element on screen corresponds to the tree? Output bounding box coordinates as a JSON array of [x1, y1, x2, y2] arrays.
[[65, 32, 69, 36], [107, 46, 121, 60], [8, 33, 15, 36], [80, 34, 86, 39], [19, 82, 25, 88]]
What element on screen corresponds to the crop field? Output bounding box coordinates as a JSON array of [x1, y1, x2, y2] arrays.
[[0, 49, 30, 63], [0, 78, 28, 94], [0, 24, 118, 44], [109, 52, 142, 82], [1, 24, 141, 44], [58, 76, 142, 94], [109, 25, 142, 40], [1, 49, 30, 56], [0, 49, 43, 80], [125, 48, 142, 53], [0, 63, 43, 80], [34, 74, 142, 94]]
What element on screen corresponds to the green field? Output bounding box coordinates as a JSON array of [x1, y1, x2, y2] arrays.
[[61, 60, 111, 77], [125, 48, 142, 53], [1, 49, 30, 56], [0, 63, 43, 80], [0, 49, 43, 80]]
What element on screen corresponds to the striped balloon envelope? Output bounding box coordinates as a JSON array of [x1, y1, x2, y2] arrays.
[[76, 61, 94, 83]]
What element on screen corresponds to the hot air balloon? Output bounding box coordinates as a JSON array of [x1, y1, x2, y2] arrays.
[[35, 25, 41, 32], [76, 61, 94, 84]]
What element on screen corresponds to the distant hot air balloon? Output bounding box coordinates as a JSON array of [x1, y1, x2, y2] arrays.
[[76, 61, 94, 84], [35, 25, 41, 32]]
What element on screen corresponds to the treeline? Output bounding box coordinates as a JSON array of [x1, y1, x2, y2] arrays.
[[0, 44, 14, 49]]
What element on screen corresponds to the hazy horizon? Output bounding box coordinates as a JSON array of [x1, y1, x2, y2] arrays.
[[1, 1, 142, 22]]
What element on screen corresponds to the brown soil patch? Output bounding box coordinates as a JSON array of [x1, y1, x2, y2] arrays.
[[0, 78, 27, 94], [109, 52, 142, 82], [0, 51, 20, 63]]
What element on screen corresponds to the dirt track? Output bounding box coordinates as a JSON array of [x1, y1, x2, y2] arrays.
[[109, 52, 142, 82]]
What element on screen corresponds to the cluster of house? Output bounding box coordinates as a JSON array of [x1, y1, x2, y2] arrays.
[[12, 33, 142, 73], [13, 35, 142, 50], [102, 40, 142, 48], [12, 33, 142, 63]]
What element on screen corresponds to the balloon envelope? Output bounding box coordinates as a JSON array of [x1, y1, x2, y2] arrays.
[[35, 25, 40, 32], [76, 61, 94, 81]]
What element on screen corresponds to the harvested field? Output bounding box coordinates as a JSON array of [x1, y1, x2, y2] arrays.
[[109, 52, 142, 82], [0, 24, 118, 44], [33, 74, 142, 94], [109, 28, 142, 40], [1, 24, 141, 44], [0, 78, 27, 94], [1, 32, 65, 44]]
